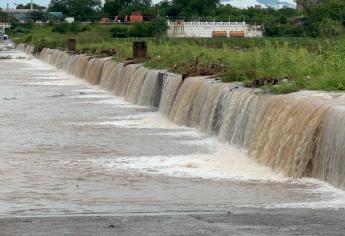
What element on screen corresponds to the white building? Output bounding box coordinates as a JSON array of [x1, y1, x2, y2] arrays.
[[0, 23, 11, 33], [65, 17, 75, 23], [167, 21, 263, 38]]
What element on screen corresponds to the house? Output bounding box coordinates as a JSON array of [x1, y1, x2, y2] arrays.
[[49, 12, 64, 20], [130, 12, 144, 23], [5, 9, 33, 21]]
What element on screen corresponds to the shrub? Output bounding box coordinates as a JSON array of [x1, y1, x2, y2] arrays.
[[69, 22, 90, 33], [52, 22, 90, 34], [52, 23, 67, 33], [111, 20, 168, 38], [318, 18, 344, 38], [111, 25, 133, 38]]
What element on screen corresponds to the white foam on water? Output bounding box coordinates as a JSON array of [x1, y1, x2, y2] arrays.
[[75, 112, 187, 130], [72, 88, 105, 93], [27, 79, 86, 86], [72, 94, 115, 99], [89, 146, 345, 209], [146, 130, 203, 138], [90, 99, 143, 109], [90, 143, 285, 182], [177, 137, 220, 148]]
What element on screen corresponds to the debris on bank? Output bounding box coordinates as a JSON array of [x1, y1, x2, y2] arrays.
[[247, 76, 294, 88]]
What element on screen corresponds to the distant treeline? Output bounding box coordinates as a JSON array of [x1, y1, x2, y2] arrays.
[[2, 0, 345, 37]]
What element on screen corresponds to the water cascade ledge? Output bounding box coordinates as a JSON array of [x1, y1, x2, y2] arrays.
[[17, 44, 345, 190]]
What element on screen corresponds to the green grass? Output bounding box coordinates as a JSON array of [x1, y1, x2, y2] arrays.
[[9, 24, 345, 94]]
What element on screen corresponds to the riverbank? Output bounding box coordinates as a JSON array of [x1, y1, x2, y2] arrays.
[[9, 25, 345, 94]]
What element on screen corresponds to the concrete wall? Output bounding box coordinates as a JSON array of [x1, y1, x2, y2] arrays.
[[167, 21, 262, 38]]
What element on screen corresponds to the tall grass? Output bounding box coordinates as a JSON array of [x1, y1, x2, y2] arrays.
[[10, 25, 345, 94]]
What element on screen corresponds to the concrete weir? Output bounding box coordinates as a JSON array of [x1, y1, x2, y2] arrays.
[[0, 42, 343, 235], [17, 43, 345, 190]]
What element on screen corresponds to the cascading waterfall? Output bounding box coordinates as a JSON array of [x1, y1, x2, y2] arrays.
[[62, 54, 76, 72], [54, 51, 69, 70], [204, 85, 232, 136], [100, 61, 118, 88], [159, 73, 182, 116], [17, 43, 26, 52], [105, 63, 124, 91], [170, 77, 206, 125], [84, 58, 109, 85], [313, 104, 345, 188], [69, 55, 90, 78], [17, 45, 345, 190], [114, 64, 138, 97], [124, 67, 148, 104], [218, 88, 270, 147], [249, 94, 331, 178], [137, 69, 162, 107], [24, 45, 35, 55]]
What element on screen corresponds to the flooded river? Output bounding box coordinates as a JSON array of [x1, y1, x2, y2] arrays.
[[0, 46, 344, 218]]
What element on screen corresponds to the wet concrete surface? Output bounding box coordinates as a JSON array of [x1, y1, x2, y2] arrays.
[[1, 209, 345, 236]]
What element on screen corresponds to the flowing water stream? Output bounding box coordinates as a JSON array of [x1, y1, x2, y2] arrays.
[[0, 44, 344, 217]]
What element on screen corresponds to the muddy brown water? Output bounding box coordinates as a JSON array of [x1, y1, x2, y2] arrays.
[[0, 47, 344, 218]]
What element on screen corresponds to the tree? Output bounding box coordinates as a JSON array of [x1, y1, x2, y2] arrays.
[[103, 0, 152, 16], [48, 0, 102, 20], [103, 0, 124, 16], [318, 18, 343, 37], [29, 9, 47, 21], [298, 0, 345, 36], [0, 9, 8, 22], [170, 0, 220, 18], [16, 3, 46, 10]]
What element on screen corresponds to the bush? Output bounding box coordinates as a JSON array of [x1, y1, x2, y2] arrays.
[[111, 20, 168, 38], [318, 18, 344, 38], [69, 22, 90, 33], [111, 25, 133, 38], [52, 23, 67, 33], [52, 22, 90, 34]]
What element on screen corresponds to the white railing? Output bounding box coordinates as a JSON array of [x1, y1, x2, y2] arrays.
[[168, 21, 246, 27], [0, 23, 11, 28], [167, 20, 263, 38]]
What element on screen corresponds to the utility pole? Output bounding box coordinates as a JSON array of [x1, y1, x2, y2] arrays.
[[7, 0, 9, 23], [31, 0, 33, 10]]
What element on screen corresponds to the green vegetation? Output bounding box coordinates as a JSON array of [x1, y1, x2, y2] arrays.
[[40, 0, 344, 37], [5, 0, 345, 94], [9, 23, 345, 94], [6, 0, 340, 38], [111, 20, 168, 37], [52, 22, 91, 34]]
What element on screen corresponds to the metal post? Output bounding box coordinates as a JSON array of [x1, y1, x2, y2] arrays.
[[133, 41, 147, 58], [67, 39, 76, 52]]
